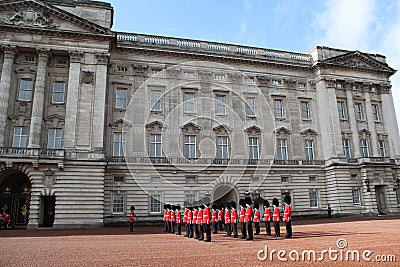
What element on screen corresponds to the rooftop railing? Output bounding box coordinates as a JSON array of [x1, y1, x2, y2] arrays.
[[116, 32, 312, 63]]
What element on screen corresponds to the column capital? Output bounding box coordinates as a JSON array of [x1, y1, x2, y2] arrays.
[[37, 48, 51, 61], [1, 45, 17, 59], [95, 52, 109, 65], [69, 51, 84, 63]]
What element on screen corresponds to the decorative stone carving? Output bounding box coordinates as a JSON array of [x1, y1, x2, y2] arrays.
[[81, 71, 95, 84], [37, 48, 50, 61], [1, 45, 17, 59], [284, 79, 296, 88], [166, 68, 181, 78], [42, 169, 56, 188], [132, 64, 148, 76], [229, 73, 242, 84], [256, 76, 270, 86], [1, 8, 59, 29], [95, 53, 109, 65], [69, 51, 83, 63], [198, 71, 212, 81], [379, 84, 391, 94]]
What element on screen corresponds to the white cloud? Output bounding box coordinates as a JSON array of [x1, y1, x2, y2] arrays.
[[314, 0, 376, 50], [240, 22, 247, 34]]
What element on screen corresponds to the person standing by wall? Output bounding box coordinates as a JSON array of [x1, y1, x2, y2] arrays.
[[129, 206, 135, 233]]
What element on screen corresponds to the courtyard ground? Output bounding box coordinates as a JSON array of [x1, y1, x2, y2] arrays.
[[0, 216, 399, 266]]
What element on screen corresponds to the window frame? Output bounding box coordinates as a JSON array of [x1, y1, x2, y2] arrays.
[[183, 92, 195, 113], [12, 126, 28, 148], [378, 140, 386, 157], [245, 97, 256, 117], [215, 94, 227, 115], [113, 132, 125, 157], [248, 137, 259, 160], [115, 88, 128, 109], [342, 139, 352, 158], [309, 190, 319, 208], [150, 90, 163, 112], [305, 139, 314, 160], [277, 138, 288, 160], [352, 188, 361, 205], [355, 103, 364, 121], [216, 136, 229, 159], [184, 135, 197, 159], [18, 78, 33, 102], [150, 194, 162, 213], [360, 139, 370, 157], [274, 99, 285, 118], [112, 193, 125, 214], [337, 101, 347, 120], [149, 133, 162, 158], [52, 81, 66, 104], [301, 101, 311, 120], [47, 128, 63, 149]]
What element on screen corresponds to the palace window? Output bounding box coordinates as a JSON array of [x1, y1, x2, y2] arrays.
[[277, 139, 288, 160], [372, 104, 380, 121], [342, 139, 352, 158], [217, 136, 229, 159], [337, 101, 347, 120], [274, 99, 284, 118], [309, 176, 317, 183], [184, 135, 197, 159], [151, 177, 161, 183], [378, 140, 386, 157], [215, 94, 226, 115], [246, 97, 256, 117], [150, 134, 162, 157], [305, 139, 314, 160], [116, 89, 127, 109], [186, 176, 196, 184], [281, 176, 289, 183], [355, 103, 364, 120], [150, 194, 162, 213], [113, 132, 125, 157], [185, 194, 196, 203], [12, 126, 28, 148], [309, 190, 319, 208], [352, 188, 361, 205], [301, 101, 310, 120], [112, 193, 125, 214], [47, 129, 62, 149], [183, 92, 195, 113], [249, 137, 259, 160], [360, 139, 370, 157], [18, 79, 33, 101], [113, 177, 124, 183], [52, 81, 65, 104], [150, 91, 163, 112]]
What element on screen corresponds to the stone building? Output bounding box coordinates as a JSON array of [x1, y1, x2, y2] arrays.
[[0, 0, 399, 228]]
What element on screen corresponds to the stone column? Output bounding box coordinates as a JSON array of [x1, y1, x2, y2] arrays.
[[380, 84, 400, 158], [91, 53, 109, 151], [64, 51, 83, 150], [0, 45, 17, 147], [344, 84, 361, 158], [28, 48, 50, 148], [363, 87, 379, 157]]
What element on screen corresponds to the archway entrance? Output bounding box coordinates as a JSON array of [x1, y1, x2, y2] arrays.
[[0, 170, 31, 228], [212, 184, 238, 208]]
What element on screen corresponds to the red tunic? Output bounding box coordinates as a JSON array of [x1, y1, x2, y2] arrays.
[[163, 210, 167, 222], [273, 207, 280, 222], [211, 210, 217, 223], [188, 210, 193, 224], [224, 209, 231, 224], [218, 209, 224, 221], [193, 210, 198, 224], [263, 208, 271, 221], [253, 210, 260, 223], [176, 211, 182, 224], [129, 211, 135, 222], [202, 207, 210, 224], [231, 209, 238, 223], [183, 209, 188, 223], [3, 214, 10, 223], [197, 209, 203, 225], [170, 211, 175, 222], [283, 204, 292, 222], [239, 207, 245, 223], [245, 206, 253, 222]]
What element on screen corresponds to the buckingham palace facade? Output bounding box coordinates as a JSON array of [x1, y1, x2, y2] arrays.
[[0, 0, 399, 229]]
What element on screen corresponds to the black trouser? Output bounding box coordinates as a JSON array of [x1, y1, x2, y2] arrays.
[[171, 222, 175, 233], [218, 220, 224, 231], [194, 224, 199, 238], [274, 221, 280, 236], [129, 221, 134, 232], [247, 221, 253, 240], [285, 221, 292, 237], [212, 222, 218, 234], [232, 222, 238, 237], [328, 211, 332, 219], [255, 222, 260, 235], [205, 223, 212, 241], [225, 223, 231, 236], [265, 221, 271, 235], [189, 224, 194, 238], [241, 222, 247, 239], [199, 224, 204, 240], [164, 221, 168, 232], [177, 223, 181, 235], [185, 223, 189, 236]]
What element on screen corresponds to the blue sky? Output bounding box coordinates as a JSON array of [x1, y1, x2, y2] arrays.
[[107, 0, 400, 130]]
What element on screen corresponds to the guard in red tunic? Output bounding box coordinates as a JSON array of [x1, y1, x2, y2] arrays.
[[163, 204, 168, 232], [245, 197, 253, 240], [197, 205, 204, 241], [203, 200, 212, 242], [272, 198, 281, 237], [166, 204, 172, 233], [211, 204, 218, 234], [230, 200, 238, 238], [224, 203, 231, 236], [283, 195, 292, 238], [218, 205, 224, 231], [170, 205, 176, 234], [129, 205, 135, 233], [193, 205, 199, 239], [188, 207, 194, 238], [3, 211, 10, 230], [239, 199, 246, 239], [253, 202, 261, 235], [263, 200, 272, 236], [176, 205, 182, 235], [184, 206, 189, 237]]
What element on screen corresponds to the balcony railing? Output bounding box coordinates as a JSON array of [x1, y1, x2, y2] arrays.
[[116, 32, 312, 63], [0, 147, 65, 159]]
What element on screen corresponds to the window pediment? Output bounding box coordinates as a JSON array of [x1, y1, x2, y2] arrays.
[[274, 127, 291, 135]]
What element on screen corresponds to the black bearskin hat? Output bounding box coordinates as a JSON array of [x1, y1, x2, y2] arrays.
[[164, 204, 167, 210], [239, 198, 246, 208], [272, 198, 279, 207], [167, 204, 171, 210], [284, 195, 291, 205], [254, 202, 259, 210], [200, 204, 205, 209], [230, 200, 237, 209], [245, 196, 252, 206], [171, 205, 176, 211], [176, 204, 181, 211], [130, 205, 135, 211], [263, 200, 270, 208], [225, 202, 231, 209], [212, 204, 217, 210]]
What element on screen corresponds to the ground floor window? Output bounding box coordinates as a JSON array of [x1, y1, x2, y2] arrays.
[[150, 194, 161, 213], [309, 190, 318, 208], [112, 193, 125, 214], [352, 188, 361, 205]]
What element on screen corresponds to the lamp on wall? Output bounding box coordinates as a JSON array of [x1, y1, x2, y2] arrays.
[[364, 177, 371, 192], [393, 179, 400, 191], [244, 190, 250, 196]]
